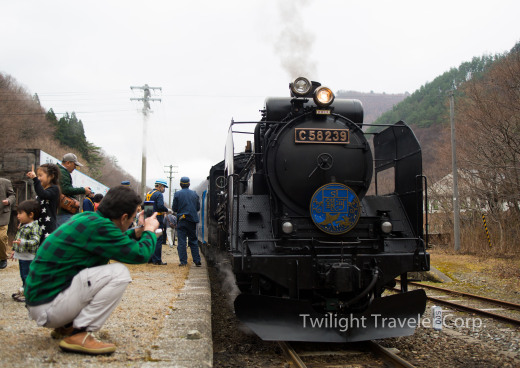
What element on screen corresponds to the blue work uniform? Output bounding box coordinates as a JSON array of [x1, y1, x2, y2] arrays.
[[82, 197, 95, 212], [172, 188, 200, 265], [147, 189, 168, 263]]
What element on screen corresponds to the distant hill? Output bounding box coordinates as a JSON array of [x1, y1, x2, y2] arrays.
[[349, 43, 520, 182], [336, 90, 409, 125], [0, 73, 140, 189], [370, 54, 501, 131]]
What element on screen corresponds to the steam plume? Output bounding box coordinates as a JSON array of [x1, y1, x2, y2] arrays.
[[274, 0, 317, 79]]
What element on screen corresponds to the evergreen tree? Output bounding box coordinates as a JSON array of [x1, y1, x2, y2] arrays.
[[47, 109, 104, 180], [370, 54, 500, 132]]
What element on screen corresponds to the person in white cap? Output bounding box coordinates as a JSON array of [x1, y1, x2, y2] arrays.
[[145, 179, 169, 265]]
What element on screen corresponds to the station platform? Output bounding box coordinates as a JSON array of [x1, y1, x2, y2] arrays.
[[144, 256, 213, 367], [0, 246, 213, 367]]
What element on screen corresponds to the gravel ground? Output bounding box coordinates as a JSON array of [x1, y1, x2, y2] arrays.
[[0, 245, 189, 367], [210, 261, 287, 368], [378, 307, 519, 367]]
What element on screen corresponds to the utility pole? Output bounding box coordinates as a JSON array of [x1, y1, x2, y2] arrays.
[[130, 84, 162, 198], [449, 88, 461, 252], [164, 164, 178, 207]]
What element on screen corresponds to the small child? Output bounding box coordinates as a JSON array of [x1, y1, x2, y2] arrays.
[[93, 193, 104, 212], [10, 199, 42, 303], [26, 163, 60, 242]]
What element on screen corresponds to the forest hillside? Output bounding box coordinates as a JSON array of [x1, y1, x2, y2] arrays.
[[0, 74, 140, 189]]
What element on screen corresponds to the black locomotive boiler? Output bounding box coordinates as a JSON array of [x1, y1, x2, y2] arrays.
[[200, 77, 430, 342]]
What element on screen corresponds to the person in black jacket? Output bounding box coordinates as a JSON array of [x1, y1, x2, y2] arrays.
[[26, 163, 61, 242]]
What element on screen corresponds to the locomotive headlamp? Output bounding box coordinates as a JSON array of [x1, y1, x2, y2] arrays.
[[282, 221, 294, 234], [313, 86, 335, 107], [381, 221, 393, 234], [290, 77, 312, 96]]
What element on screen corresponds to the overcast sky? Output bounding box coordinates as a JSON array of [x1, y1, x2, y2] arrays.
[[2, 0, 519, 198]]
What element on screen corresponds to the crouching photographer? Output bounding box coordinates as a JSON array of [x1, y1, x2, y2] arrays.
[[25, 185, 159, 355]]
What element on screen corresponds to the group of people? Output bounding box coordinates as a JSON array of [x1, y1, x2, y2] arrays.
[[0, 152, 202, 355], [145, 177, 201, 267]]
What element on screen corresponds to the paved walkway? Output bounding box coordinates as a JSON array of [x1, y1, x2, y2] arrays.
[[144, 256, 213, 368]]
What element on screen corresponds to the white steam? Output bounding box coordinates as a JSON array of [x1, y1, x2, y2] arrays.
[[274, 0, 317, 80]]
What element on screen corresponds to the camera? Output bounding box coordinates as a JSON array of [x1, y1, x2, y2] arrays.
[[143, 201, 154, 218]]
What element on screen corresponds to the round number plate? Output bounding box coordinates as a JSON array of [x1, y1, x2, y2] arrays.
[[309, 183, 361, 235]]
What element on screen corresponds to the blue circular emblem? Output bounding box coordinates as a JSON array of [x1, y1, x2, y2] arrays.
[[310, 183, 361, 235]]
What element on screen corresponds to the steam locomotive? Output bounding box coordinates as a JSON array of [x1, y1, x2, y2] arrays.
[[199, 77, 430, 342]]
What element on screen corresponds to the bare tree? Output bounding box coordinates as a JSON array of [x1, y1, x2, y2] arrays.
[[455, 50, 520, 254]]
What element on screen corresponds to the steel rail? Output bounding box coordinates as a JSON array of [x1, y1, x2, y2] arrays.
[[278, 340, 418, 368], [391, 287, 520, 326], [401, 281, 520, 310], [426, 295, 520, 326], [368, 341, 418, 368], [278, 341, 307, 368]]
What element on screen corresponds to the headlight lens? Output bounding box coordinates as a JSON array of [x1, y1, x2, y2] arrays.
[[381, 221, 393, 234], [291, 77, 311, 96], [314, 86, 335, 107], [282, 221, 294, 234]]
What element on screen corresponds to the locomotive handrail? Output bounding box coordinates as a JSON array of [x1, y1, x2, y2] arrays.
[[418, 238, 429, 271], [242, 238, 282, 243], [419, 175, 429, 248], [229, 120, 285, 125], [312, 239, 362, 245]]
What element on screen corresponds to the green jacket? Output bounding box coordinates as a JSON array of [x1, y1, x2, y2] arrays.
[[58, 165, 86, 215], [24, 211, 157, 306], [59, 164, 86, 197]]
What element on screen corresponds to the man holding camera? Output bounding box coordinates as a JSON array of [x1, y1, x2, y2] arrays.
[[58, 153, 91, 226], [25, 185, 160, 355]]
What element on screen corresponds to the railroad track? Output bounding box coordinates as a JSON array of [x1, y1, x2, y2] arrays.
[[394, 281, 520, 326], [278, 340, 417, 368]]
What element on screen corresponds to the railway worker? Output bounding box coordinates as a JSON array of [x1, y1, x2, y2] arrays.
[[146, 179, 169, 265], [82, 191, 96, 212], [24, 185, 160, 355], [0, 177, 16, 270], [58, 153, 91, 226], [172, 176, 201, 267]]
